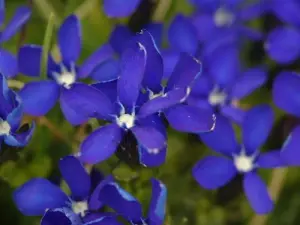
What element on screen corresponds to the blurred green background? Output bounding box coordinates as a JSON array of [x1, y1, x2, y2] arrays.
[[1, 0, 300, 225]]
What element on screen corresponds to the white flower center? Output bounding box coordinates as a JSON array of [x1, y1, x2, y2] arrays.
[[53, 64, 76, 89], [116, 113, 135, 129], [213, 8, 234, 27], [208, 90, 227, 106], [0, 120, 11, 136], [233, 154, 254, 173], [72, 201, 88, 217]]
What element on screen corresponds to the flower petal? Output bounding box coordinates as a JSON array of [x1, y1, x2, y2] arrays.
[[257, 150, 283, 168], [243, 172, 273, 214], [265, 26, 300, 64], [239, 26, 263, 41], [0, 6, 31, 43], [168, 14, 198, 55], [239, 1, 268, 21], [272, 71, 300, 116], [220, 105, 246, 124], [79, 123, 124, 164], [60, 83, 115, 121], [281, 125, 300, 166], [91, 81, 118, 103], [83, 215, 122, 225], [190, 73, 214, 97], [19, 81, 60, 116], [98, 182, 143, 221], [13, 178, 69, 216], [0, 49, 17, 78], [109, 25, 132, 55], [78, 44, 114, 78], [103, 0, 141, 17], [41, 209, 73, 225], [58, 15, 81, 62], [192, 14, 216, 42], [138, 145, 167, 167], [59, 155, 90, 201], [144, 23, 163, 47], [242, 105, 274, 154], [230, 66, 267, 99], [138, 88, 189, 118], [199, 115, 238, 156], [271, 0, 300, 27], [192, 156, 237, 190], [161, 49, 180, 79], [18, 45, 42, 77], [90, 59, 120, 83], [5, 121, 35, 147], [147, 179, 167, 225], [6, 95, 23, 131], [165, 105, 216, 133], [117, 42, 147, 109], [166, 53, 202, 91]]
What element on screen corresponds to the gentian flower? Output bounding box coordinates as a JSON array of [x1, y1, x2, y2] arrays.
[[98, 178, 167, 225], [0, 0, 31, 78], [103, 0, 141, 18], [17, 14, 114, 125], [272, 71, 300, 117], [193, 105, 283, 214], [13, 155, 117, 225], [0, 73, 34, 149], [189, 0, 266, 43], [188, 45, 267, 124]]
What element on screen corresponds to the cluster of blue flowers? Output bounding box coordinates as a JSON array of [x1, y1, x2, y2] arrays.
[[0, 0, 300, 224]]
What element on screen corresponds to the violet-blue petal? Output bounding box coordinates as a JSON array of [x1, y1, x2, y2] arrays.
[[4, 122, 35, 147], [41, 209, 73, 225], [266, 26, 300, 64], [117, 42, 147, 109], [109, 25, 132, 55], [136, 30, 163, 92], [98, 182, 143, 221], [18, 45, 42, 77], [190, 74, 214, 97], [91, 81, 118, 103], [257, 150, 283, 168], [89, 175, 114, 210], [59, 155, 91, 201], [281, 126, 300, 166], [103, 0, 141, 17], [187, 97, 212, 111], [271, 0, 300, 27], [148, 179, 167, 225], [19, 81, 60, 116], [0, 0, 4, 25], [58, 15, 81, 62], [168, 14, 198, 55], [239, 26, 263, 41], [60, 83, 115, 121], [13, 178, 69, 216], [145, 23, 163, 47], [273, 71, 300, 116], [189, 0, 220, 11], [242, 105, 274, 154], [138, 88, 189, 118], [0, 49, 17, 78], [161, 49, 180, 79], [230, 66, 267, 99], [243, 172, 273, 214], [239, 1, 268, 21], [193, 156, 237, 190], [207, 46, 240, 88], [90, 59, 120, 83], [6, 95, 23, 131], [84, 215, 122, 225], [79, 123, 123, 164], [220, 105, 245, 124], [0, 6, 31, 43], [166, 53, 202, 91], [138, 145, 167, 167], [78, 44, 114, 78], [165, 105, 215, 133], [200, 115, 238, 156], [132, 125, 166, 150], [192, 14, 216, 42]]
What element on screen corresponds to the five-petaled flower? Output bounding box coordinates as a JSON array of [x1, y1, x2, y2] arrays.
[[193, 105, 284, 214]]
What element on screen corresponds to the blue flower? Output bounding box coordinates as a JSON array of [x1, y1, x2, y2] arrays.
[[17, 14, 115, 125], [103, 0, 141, 18], [189, 0, 266, 43], [98, 178, 167, 225], [13, 155, 115, 225], [193, 105, 283, 214], [0, 0, 31, 78], [280, 126, 300, 166], [0, 73, 34, 149]]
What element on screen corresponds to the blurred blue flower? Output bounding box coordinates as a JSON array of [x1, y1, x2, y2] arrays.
[[17, 14, 115, 125], [0, 0, 31, 78], [0, 73, 34, 149], [98, 178, 167, 225], [103, 0, 141, 18], [193, 105, 283, 214], [13, 155, 116, 225]]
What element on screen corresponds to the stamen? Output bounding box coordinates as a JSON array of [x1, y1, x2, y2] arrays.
[[213, 8, 234, 27], [72, 201, 88, 217], [0, 120, 11, 136]]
